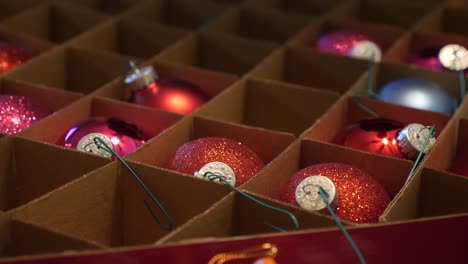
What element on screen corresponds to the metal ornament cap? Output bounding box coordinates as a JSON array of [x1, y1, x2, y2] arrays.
[[195, 161, 236, 186], [123, 64, 158, 92], [438, 44, 468, 71], [398, 123, 436, 159], [295, 175, 336, 211], [76, 133, 113, 158], [349, 40, 382, 62]]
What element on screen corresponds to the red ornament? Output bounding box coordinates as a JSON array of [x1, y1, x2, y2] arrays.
[[124, 61, 208, 115], [164, 137, 264, 187], [61, 117, 146, 158], [278, 163, 391, 223], [332, 118, 436, 160], [316, 30, 382, 61], [449, 154, 468, 178], [0, 94, 50, 135], [0, 42, 27, 74]]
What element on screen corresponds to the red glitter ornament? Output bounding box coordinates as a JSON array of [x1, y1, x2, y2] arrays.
[[60, 117, 146, 158], [0, 42, 27, 74], [164, 137, 265, 187], [0, 94, 50, 135], [316, 30, 382, 61], [278, 163, 391, 223], [449, 154, 468, 178], [332, 118, 436, 160], [124, 61, 208, 115]]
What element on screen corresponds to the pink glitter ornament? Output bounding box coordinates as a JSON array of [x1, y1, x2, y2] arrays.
[[0, 94, 50, 135], [60, 117, 146, 158], [0, 42, 27, 74], [408, 46, 468, 76]]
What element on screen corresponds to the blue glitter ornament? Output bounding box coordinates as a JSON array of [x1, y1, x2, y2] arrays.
[[378, 78, 455, 115]]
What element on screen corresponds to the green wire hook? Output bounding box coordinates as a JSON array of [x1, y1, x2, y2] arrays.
[[93, 137, 174, 231], [405, 125, 436, 185], [203, 172, 300, 232]]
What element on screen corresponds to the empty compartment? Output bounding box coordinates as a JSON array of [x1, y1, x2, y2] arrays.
[[156, 32, 278, 76], [12, 161, 232, 247], [0, 0, 42, 22], [0, 214, 102, 259], [72, 18, 190, 60], [5, 46, 133, 94], [0, 2, 108, 43], [250, 47, 369, 94], [245, 0, 343, 16], [196, 78, 340, 135], [18, 96, 182, 155], [55, 0, 143, 15], [123, 0, 228, 30], [126, 116, 295, 184], [159, 191, 337, 244], [415, 5, 468, 37], [0, 136, 110, 211], [205, 7, 311, 44]]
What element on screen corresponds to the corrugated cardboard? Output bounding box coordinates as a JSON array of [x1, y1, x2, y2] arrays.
[[4, 46, 133, 94], [195, 77, 340, 136], [0, 2, 108, 43], [71, 18, 190, 60], [0, 136, 109, 211], [249, 47, 369, 94], [156, 31, 279, 76], [205, 6, 312, 44]]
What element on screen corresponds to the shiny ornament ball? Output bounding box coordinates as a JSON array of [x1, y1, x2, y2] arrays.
[[61, 117, 146, 158], [0, 42, 27, 74], [449, 154, 468, 178], [0, 94, 50, 135], [164, 137, 265, 186], [316, 30, 382, 60], [130, 80, 208, 115], [378, 78, 456, 115], [278, 163, 391, 223], [333, 118, 406, 159]]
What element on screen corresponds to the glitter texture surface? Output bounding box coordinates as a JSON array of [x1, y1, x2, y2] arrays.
[[0, 94, 50, 135], [0, 42, 27, 74], [278, 163, 391, 223], [316, 30, 377, 56], [164, 137, 265, 186]]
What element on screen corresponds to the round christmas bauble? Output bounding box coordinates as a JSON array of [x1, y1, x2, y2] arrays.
[[378, 78, 455, 115], [123, 62, 208, 115], [408, 44, 468, 74], [316, 30, 382, 61], [0, 94, 50, 135], [333, 118, 436, 160], [449, 154, 468, 178], [0, 42, 27, 74], [278, 163, 391, 223], [61, 117, 146, 158], [164, 137, 264, 187]]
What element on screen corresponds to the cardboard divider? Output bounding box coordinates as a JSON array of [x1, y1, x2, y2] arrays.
[[158, 191, 338, 244], [54, 0, 144, 15], [413, 4, 468, 37], [122, 0, 228, 30], [384, 31, 468, 70], [249, 47, 369, 94], [0, 2, 109, 44], [0, 0, 42, 22], [18, 96, 182, 152], [243, 139, 414, 211], [384, 168, 468, 221], [287, 18, 405, 59], [126, 116, 296, 178], [0, 136, 110, 211], [71, 18, 191, 60], [92, 59, 239, 111], [12, 161, 233, 247], [330, 0, 436, 28], [195, 78, 340, 136], [4, 46, 135, 94], [245, 0, 343, 16], [304, 95, 450, 147], [204, 7, 312, 44], [156, 31, 279, 76], [0, 214, 102, 259]]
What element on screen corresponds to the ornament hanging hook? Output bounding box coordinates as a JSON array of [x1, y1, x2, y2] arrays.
[[93, 137, 174, 231], [203, 172, 299, 232]]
